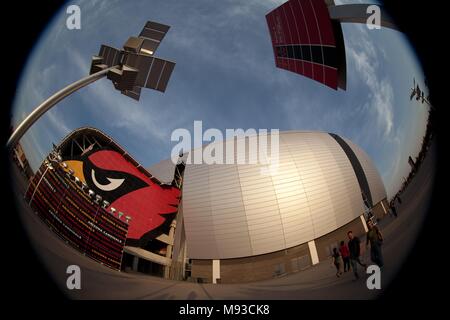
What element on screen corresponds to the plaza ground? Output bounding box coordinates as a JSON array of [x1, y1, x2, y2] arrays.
[[11, 141, 436, 299]]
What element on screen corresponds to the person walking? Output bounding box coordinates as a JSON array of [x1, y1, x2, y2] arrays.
[[366, 219, 384, 267], [331, 247, 343, 277], [390, 201, 398, 218], [339, 241, 350, 272], [347, 231, 367, 280]]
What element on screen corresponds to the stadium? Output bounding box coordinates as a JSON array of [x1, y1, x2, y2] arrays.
[[25, 127, 388, 283]]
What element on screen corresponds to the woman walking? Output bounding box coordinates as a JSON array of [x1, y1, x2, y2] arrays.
[[332, 247, 343, 277]]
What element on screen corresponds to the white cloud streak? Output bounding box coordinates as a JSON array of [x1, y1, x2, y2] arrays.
[[346, 25, 394, 140]]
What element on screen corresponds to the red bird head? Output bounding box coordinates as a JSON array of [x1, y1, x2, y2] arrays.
[[65, 149, 181, 246]]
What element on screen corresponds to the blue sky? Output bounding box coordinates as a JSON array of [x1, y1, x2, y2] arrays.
[[12, 0, 429, 199]]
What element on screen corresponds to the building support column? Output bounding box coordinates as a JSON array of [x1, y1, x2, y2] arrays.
[[132, 256, 139, 272], [308, 240, 320, 265], [212, 260, 221, 284], [381, 200, 388, 215], [360, 214, 368, 232], [164, 220, 177, 279]]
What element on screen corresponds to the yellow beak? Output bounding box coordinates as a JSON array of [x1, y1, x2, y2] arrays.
[[64, 160, 86, 183]]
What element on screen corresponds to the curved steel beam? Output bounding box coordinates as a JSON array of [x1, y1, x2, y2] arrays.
[[7, 66, 116, 149], [328, 4, 399, 31]]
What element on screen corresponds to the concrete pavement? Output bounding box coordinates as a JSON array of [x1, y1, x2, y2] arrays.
[[11, 141, 436, 299]]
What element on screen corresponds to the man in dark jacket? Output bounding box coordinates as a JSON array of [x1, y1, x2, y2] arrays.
[[366, 220, 384, 267], [347, 231, 367, 280]]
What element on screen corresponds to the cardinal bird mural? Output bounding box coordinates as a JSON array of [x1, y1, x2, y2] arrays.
[[25, 127, 182, 270], [64, 148, 181, 246]]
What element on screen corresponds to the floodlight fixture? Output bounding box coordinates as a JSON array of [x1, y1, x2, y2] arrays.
[[95, 194, 102, 204], [102, 200, 110, 208]]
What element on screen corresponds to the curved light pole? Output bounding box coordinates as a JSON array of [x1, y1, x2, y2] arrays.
[[7, 67, 115, 149], [7, 20, 176, 150]]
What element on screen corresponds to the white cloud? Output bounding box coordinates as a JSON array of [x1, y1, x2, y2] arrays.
[[346, 25, 394, 140]]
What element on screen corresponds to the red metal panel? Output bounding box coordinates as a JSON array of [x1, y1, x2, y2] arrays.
[[279, 57, 290, 70], [290, 0, 311, 46], [313, 63, 324, 84], [302, 60, 313, 79], [284, 1, 300, 45], [324, 65, 338, 89], [279, 3, 296, 73], [283, 2, 302, 74], [311, 0, 336, 45], [266, 12, 281, 68], [275, 57, 283, 69], [267, 8, 286, 46], [299, 0, 320, 45], [266, 0, 341, 90], [294, 59, 304, 75]]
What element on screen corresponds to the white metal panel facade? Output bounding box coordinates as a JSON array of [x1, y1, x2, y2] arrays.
[[182, 131, 386, 259]]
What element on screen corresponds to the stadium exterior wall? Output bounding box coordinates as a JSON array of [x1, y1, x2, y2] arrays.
[[182, 131, 387, 260]]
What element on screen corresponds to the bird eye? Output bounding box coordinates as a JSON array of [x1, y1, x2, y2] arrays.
[[91, 169, 125, 191]]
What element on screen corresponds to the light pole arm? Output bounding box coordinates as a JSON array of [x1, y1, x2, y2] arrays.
[[7, 66, 116, 149], [328, 4, 399, 31]]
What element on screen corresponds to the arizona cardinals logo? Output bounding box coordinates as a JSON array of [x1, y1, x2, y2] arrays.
[[64, 148, 181, 246]]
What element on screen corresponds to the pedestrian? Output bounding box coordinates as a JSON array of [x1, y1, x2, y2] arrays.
[[347, 231, 367, 280], [366, 220, 384, 267], [390, 202, 398, 218], [339, 240, 350, 272], [331, 247, 343, 277]]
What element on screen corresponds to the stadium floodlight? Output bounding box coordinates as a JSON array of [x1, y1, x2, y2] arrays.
[[7, 20, 176, 149], [102, 200, 110, 208], [62, 162, 68, 169], [110, 207, 116, 215], [88, 190, 95, 198], [95, 194, 102, 204], [125, 216, 132, 224], [90, 20, 175, 100], [118, 212, 124, 219]]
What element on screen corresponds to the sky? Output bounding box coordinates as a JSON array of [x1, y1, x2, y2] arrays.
[[11, 0, 429, 199]]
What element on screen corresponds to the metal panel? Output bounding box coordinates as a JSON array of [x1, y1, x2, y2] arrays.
[[266, 0, 342, 89], [182, 131, 386, 259], [98, 45, 121, 67]]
